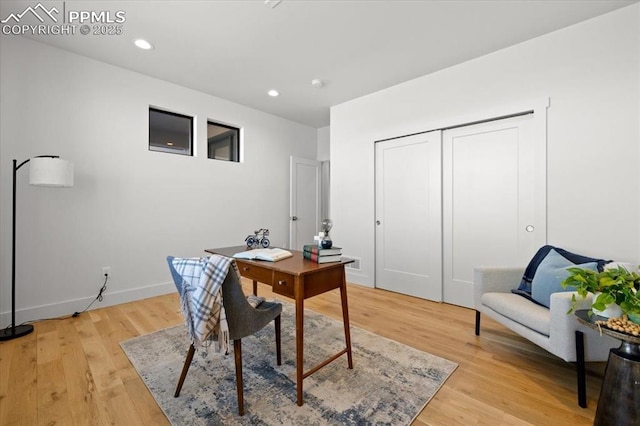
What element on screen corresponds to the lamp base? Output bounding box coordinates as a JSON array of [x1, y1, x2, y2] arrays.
[[0, 324, 34, 341]]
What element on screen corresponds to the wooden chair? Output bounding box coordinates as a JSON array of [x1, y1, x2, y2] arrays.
[[167, 256, 282, 415]]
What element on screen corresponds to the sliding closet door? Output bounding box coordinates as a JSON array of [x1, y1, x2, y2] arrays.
[[375, 131, 442, 301], [442, 114, 546, 308]]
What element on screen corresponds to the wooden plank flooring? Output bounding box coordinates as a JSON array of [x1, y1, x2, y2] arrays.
[[0, 280, 604, 425]]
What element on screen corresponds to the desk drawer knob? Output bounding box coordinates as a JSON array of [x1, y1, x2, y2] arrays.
[[278, 280, 286, 286], [243, 267, 250, 271]]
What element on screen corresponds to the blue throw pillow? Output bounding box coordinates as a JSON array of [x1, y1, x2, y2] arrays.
[[530, 248, 597, 308], [515, 245, 608, 294]]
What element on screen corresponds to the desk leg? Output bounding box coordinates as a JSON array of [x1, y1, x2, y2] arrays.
[[295, 279, 304, 406], [252, 280, 257, 296], [340, 268, 353, 369]]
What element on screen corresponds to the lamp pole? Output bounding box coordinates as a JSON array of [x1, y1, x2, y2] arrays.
[[1, 155, 61, 341]]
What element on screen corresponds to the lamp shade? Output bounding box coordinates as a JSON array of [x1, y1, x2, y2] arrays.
[[28, 157, 74, 187]]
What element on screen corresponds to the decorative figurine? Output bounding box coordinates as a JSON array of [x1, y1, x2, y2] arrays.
[[320, 219, 333, 249], [245, 228, 270, 249]]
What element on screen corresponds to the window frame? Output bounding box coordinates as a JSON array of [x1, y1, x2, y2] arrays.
[[148, 107, 194, 156], [207, 120, 240, 162]]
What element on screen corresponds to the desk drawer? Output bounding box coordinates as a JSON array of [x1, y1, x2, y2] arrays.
[[237, 263, 272, 284], [273, 272, 294, 298]]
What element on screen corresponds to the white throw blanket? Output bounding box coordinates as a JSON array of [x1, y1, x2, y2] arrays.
[[172, 255, 235, 353]]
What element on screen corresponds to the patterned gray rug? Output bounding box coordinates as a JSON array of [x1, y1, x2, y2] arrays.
[[121, 302, 457, 425]]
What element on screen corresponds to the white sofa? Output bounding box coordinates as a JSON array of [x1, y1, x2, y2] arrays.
[[474, 266, 619, 408]]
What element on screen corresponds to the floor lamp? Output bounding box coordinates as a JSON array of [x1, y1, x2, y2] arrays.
[[0, 156, 74, 341]]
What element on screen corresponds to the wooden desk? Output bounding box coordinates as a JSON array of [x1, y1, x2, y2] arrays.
[[206, 246, 354, 406]]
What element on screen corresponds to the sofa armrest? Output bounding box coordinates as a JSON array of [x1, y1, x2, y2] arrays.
[[474, 266, 524, 310], [548, 291, 604, 361], [549, 291, 594, 328]]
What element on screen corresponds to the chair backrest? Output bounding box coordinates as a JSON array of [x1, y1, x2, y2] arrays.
[[166, 256, 184, 293], [167, 255, 269, 341], [220, 265, 266, 341]]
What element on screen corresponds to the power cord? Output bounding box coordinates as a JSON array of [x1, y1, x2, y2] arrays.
[[1, 274, 110, 330], [73, 273, 109, 317]]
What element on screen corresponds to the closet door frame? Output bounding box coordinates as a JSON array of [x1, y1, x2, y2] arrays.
[[372, 98, 548, 307]]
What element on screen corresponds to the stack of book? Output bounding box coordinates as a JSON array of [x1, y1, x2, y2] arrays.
[[302, 244, 342, 263]]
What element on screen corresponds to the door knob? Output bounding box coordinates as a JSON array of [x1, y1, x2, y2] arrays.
[[376, 220, 381, 225], [291, 216, 298, 221], [525, 225, 534, 232]]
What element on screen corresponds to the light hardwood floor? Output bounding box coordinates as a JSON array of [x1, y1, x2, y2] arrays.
[[0, 280, 605, 425]]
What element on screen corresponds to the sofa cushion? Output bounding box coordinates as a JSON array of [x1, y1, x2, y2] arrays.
[[515, 245, 608, 294], [530, 249, 598, 308], [482, 292, 551, 336]]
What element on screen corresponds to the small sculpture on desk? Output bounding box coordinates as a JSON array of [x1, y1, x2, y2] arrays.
[[320, 219, 333, 249], [245, 228, 270, 249]]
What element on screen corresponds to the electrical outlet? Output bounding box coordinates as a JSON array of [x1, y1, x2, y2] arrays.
[[102, 267, 111, 277]]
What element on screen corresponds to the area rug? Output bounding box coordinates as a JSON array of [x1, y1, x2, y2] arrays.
[[120, 302, 457, 425]]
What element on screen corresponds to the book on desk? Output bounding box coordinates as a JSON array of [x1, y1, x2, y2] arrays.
[[232, 248, 293, 262], [302, 245, 342, 256], [302, 245, 342, 263]]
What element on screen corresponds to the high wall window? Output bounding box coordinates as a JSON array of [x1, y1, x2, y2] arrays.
[[149, 108, 193, 156], [207, 121, 240, 162]]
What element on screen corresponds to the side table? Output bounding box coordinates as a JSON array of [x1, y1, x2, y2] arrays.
[[575, 310, 640, 426]]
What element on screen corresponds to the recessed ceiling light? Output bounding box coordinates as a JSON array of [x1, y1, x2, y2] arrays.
[[268, 89, 280, 97], [134, 39, 154, 50]]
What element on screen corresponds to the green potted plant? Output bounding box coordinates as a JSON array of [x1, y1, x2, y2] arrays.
[[561, 264, 640, 323]]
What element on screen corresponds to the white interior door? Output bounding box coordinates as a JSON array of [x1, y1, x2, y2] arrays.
[[375, 131, 442, 301], [289, 156, 321, 250], [442, 113, 547, 308]]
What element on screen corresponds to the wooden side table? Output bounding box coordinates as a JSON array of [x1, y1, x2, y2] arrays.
[[575, 310, 640, 426]]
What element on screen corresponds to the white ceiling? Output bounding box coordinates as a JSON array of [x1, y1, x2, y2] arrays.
[[2, 0, 637, 128]]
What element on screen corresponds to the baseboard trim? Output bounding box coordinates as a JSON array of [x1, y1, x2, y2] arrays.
[[0, 282, 176, 327]]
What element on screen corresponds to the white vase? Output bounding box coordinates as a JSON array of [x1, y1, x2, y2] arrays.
[[591, 292, 623, 318]]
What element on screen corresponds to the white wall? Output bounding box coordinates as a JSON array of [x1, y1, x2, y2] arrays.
[[317, 126, 330, 161], [317, 125, 331, 219], [331, 5, 640, 287], [0, 36, 317, 324]]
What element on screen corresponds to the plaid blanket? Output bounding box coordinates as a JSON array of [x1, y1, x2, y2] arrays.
[[172, 255, 237, 353]]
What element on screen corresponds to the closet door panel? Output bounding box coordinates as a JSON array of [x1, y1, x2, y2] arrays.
[[443, 114, 545, 308], [375, 131, 442, 301]]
